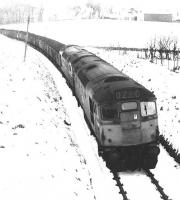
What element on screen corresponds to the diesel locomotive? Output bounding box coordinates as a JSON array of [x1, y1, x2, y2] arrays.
[[0, 28, 160, 171]]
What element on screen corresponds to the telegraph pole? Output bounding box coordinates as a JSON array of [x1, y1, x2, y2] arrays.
[[24, 15, 30, 62]]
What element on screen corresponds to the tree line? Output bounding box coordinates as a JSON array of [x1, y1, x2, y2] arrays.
[[97, 36, 180, 72], [0, 4, 44, 24], [0, 2, 138, 24]]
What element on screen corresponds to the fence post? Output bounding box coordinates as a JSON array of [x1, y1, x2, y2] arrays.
[[177, 51, 179, 70], [24, 15, 30, 62]]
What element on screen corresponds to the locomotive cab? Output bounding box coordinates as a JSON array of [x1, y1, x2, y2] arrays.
[[93, 85, 160, 170], [99, 100, 158, 146]]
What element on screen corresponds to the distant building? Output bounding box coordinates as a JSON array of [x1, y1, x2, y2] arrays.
[[173, 11, 180, 22], [144, 13, 172, 22]]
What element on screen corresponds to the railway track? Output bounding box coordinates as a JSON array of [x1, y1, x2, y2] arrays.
[[159, 135, 180, 165], [112, 169, 173, 200], [112, 171, 129, 200], [144, 169, 172, 200]]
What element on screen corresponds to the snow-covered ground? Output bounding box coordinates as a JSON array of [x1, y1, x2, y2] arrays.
[[0, 35, 121, 200], [1, 19, 180, 200], [2, 19, 180, 48]]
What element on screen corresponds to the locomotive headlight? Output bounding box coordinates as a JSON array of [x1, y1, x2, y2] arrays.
[[134, 114, 138, 120]]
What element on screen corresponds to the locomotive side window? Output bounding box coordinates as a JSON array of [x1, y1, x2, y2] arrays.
[[121, 102, 137, 111], [101, 107, 117, 120], [140, 102, 156, 116]]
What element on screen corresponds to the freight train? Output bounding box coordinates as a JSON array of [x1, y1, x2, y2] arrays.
[[0, 28, 160, 171]]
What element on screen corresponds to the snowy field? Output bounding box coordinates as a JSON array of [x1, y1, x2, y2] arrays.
[[2, 19, 180, 48], [1, 19, 180, 199]]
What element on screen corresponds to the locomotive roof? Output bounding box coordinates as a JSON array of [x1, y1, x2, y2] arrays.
[[63, 49, 94, 63], [64, 46, 156, 104], [63, 45, 82, 53], [72, 54, 114, 75], [72, 54, 126, 85], [77, 61, 120, 86], [33, 34, 65, 51], [76, 56, 155, 104]]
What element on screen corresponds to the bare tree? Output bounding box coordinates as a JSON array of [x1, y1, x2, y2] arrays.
[[72, 6, 81, 17], [0, 3, 40, 24], [147, 36, 179, 71], [147, 37, 157, 63], [86, 2, 101, 18], [38, 7, 44, 22]]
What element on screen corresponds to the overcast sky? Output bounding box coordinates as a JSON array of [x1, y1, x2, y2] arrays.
[[0, 0, 180, 12]]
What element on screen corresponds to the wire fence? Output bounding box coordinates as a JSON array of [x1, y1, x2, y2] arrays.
[[96, 46, 180, 72]]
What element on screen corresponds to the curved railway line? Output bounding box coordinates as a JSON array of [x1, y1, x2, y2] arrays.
[[159, 135, 180, 165], [112, 168, 172, 200], [144, 169, 171, 200], [0, 29, 179, 200], [112, 143, 180, 200], [113, 170, 171, 200], [113, 172, 129, 200]]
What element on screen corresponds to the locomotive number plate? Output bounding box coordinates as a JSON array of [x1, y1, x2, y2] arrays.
[[115, 89, 140, 100]]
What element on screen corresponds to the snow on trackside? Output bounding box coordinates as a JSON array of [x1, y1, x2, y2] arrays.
[[0, 35, 121, 200]]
